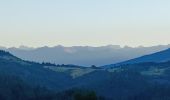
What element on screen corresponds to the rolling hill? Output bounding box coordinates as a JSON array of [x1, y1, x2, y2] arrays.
[[1, 50, 170, 100], [104, 48, 170, 67]]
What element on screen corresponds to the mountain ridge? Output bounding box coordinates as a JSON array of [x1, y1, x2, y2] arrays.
[[104, 48, 170, 68], [3, 44, 170, 66]]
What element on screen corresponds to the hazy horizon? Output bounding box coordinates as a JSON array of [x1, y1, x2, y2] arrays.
[[1, 44, 170, 49], [0, 0, 170, 47]]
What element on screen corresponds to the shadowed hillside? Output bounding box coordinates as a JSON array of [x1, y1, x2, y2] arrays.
[[1, 50, 170, 100]]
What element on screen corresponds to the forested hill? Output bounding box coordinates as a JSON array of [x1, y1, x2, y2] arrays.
[[104, 48, 170, 67], [1, 50, 170, 100]]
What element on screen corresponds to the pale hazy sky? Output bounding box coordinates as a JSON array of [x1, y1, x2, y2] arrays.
[[0, 0, 170, 47]]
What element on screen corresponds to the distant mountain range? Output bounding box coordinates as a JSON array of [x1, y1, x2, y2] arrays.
[[1, 44, 170, 66]]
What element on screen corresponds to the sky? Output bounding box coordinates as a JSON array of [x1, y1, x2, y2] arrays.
[[0, 0, 170, 48]]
